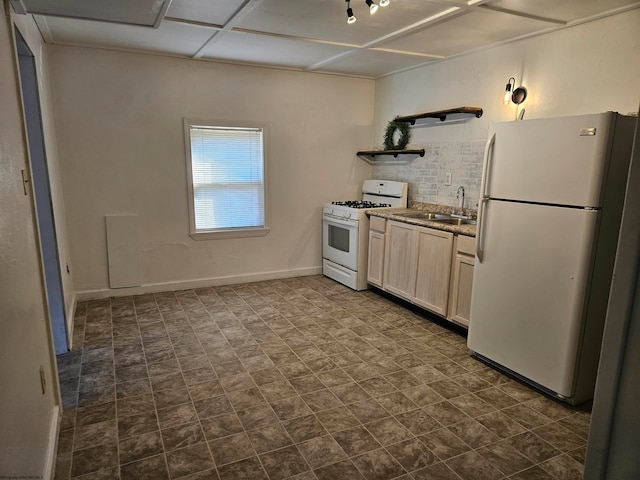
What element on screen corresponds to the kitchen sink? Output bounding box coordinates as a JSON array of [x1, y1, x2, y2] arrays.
[[401, 212, 453, 220], [400, 211, 476, 225], [432, 218, 477, 225]]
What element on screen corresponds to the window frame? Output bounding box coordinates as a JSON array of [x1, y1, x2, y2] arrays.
[[183, 118, 269, 240]]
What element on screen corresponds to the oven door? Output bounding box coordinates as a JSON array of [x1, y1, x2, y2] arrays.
[[322, 214, 359, 271]]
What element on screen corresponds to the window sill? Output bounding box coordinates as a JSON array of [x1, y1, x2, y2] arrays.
[[190, 227, 270, 240]]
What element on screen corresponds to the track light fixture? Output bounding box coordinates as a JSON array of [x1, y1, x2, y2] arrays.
[[346, 0, 356, 23], [345, 0, 389, 25]]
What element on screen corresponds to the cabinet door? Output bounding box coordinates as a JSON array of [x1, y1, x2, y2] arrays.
[[383, 220, 417, 300], [413, 227, 454, 316], [367, 231, 385, 288], [449, 253, 474, 327]]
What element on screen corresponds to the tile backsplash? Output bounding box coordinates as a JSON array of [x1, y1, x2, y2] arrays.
[[372, 140, 485, 210]]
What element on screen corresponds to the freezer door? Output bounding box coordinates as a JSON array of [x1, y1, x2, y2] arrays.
[[487, 113, 615, 207], [468, 200, 599, 398]]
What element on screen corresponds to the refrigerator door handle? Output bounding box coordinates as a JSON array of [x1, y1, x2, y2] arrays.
[[476, 133, 496, 263]]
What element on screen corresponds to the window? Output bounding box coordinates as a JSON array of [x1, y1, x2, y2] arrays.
[[184, 120, 268, 239]]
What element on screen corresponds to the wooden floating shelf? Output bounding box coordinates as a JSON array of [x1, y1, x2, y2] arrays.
[[394, 107, 483, 126], [356, 149, 425, 164]]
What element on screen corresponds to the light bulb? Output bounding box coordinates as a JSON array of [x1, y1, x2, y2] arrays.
[[503, 78, 514, 105], [503, 89, 511, 105], [347, 8, 357, 23], [380, 0, 390, 6], [366, 0, 378, 14]]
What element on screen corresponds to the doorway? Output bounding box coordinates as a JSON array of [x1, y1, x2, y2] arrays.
[[15, 29, 69, 354]]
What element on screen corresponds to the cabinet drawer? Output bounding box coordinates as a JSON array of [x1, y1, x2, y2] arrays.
[[456, 234, 476, 256], [370, 216, 386, 233]]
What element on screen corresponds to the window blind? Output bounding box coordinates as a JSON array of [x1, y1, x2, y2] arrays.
[[189, 125, 265, 231]]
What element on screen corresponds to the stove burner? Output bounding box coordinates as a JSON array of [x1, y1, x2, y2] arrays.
[[331, 200, 392, 209]]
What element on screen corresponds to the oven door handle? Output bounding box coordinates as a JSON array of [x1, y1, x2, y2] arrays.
[[323, 215, 358, 228]]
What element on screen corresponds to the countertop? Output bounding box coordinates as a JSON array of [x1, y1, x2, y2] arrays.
[[367, 208, 477, 237]]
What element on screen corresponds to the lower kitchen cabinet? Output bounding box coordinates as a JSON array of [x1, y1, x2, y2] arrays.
[[383, 220, 417, 300], [367, 217, 386, 288], [413, 227, 454, 316], [368, 216, 475, 328], [448, 234, 475, 327]]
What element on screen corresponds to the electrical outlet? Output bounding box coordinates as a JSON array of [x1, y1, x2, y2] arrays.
[[39, 365, 46, 395], [445, 172, 452, 186]]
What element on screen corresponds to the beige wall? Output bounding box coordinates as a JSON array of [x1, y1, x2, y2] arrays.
[[371, 9, 640, 209], [0, 9, 61, 478], [49, 47, 374, 295]]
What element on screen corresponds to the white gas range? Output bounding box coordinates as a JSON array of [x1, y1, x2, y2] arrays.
[[323, 180, 408, 290]]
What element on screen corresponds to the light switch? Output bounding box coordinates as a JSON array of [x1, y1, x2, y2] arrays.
[[445, 173, 452, 186]]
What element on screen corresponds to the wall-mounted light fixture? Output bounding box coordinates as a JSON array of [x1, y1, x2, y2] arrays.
[[503, 76, 528, 105]]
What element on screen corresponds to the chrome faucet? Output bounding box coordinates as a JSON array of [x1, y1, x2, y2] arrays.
[[456, 186, 465, 215]]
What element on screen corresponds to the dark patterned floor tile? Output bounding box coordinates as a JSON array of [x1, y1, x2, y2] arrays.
[[247, 423, 293, 454], [422, 401, 468, 427], [386, 438, 437, 473], [412, 462, 462, 480], [347, 398, 390, 424], [301, 389, 342, 412], [166, 443, 215, 478], [418, 429, 470, 461], [71, 442, 118, 477], [314, 459, 365, 480], [161, 422, 206, 451], [217, 456, 268, 480], [332, 425, 382, 457], [475, 411, 527, 439], [365, 417, 413, 446], [283, 414, 328, 443], [531, 423, 585, 452], [237, 405, 280, 430], [298, 434, 348, 469], [271, 395, 313, 421], [352, 448, 406, 480], [209, 431, 256, 466], [119, 430, 164, 465], [395, 409, 441, 436], [445, 450, 505, 480], [119, 453, 169, 480], [476, 441, 534, 476], [509, 432, 561, 463], [157, 402, 199, 429], [259, 445, 310, 480]]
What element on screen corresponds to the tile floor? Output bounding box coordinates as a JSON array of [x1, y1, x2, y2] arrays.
[[54, 275, 590, 480]]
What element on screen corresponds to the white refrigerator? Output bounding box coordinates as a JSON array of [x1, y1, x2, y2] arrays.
[[467, 112, 636, 405]]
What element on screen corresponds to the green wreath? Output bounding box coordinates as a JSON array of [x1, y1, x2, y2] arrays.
[[383, 120, 411, 150]]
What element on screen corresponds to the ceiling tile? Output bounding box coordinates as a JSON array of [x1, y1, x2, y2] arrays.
[[379, 9, 557, 57], [200, 31, 355, 70], [167, 0, 244, 26], [22, 0, 168, 27], [234, 0, 451, 46], [488, 0, 638, 22], [43, 16, 215, 56], [317, 49, 436, 78]]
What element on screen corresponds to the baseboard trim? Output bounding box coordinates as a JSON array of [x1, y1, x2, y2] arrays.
[[44, 404, 61, 480], [75, 266, 323, 301]]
